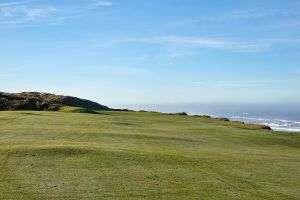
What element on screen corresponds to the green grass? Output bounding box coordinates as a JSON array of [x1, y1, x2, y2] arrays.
[[0, 110, 299, 199]]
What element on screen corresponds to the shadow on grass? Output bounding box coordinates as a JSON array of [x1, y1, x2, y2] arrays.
[[59, 106, 110, 115]]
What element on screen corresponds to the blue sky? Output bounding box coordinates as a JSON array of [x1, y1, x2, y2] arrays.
[[0, 0, 300, 105]]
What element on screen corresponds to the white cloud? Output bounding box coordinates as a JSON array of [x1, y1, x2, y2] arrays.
[[1, 7, 13, 17], [0, 73, 12, 78], [217, 80, 299, 88], [218, 80, 268, 87], [26, 6, 58, 19], [0, 2, 58, 25], [127, 36, 271, 52], [93, 0, 113, 7], [0, 2, 25, 8], [226, 9, 280, 19], [0, 0, 114, 26], [86, 66, 149, 76], [222, 7, 300, 20], [192, 81, 205, 87]]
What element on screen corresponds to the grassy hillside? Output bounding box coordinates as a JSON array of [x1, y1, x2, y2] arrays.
[[0, 110, 299, 199]]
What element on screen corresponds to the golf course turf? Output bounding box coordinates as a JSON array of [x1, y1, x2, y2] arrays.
[[0, 110, 299, 199]]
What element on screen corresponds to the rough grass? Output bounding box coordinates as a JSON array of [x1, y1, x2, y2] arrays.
[[59, 106, 100, 114], [0, 110, 299, 199]]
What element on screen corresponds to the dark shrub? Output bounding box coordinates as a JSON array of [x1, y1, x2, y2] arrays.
[[14, 100, 38, 110], [40, 102, 50, 111], [139, 110, 147, 112], [218, 118, 230, 122], [261, 125, 272, 130], [176, 112, 188, 116]]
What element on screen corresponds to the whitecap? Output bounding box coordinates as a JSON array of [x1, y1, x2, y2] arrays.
[[230, 115, 300, 132]]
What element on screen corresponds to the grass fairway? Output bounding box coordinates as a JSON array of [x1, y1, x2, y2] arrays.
[[0, 110, 299, 199]]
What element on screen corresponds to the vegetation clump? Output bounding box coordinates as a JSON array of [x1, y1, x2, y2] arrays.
[[193, 115, 211, 118], [260, 125, 272, 130], [217, 117, 230, 122], [0, 92, 110, 111], [174, 112, 188, 116]]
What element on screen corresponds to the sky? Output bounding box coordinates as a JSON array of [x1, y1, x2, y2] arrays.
[[0, 0, 300, 106]]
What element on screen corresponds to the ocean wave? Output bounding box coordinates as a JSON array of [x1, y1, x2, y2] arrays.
[[272, 127, 300, 132], [230, 116, 300, 132]]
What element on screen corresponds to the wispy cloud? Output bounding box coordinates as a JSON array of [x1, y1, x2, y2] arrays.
[[0, 73, 12, 78], [0, 1, 58, 25], [26, 6, 57, 20], [222, 7, 300, 20], [191, 81, 205, 87], [226, 9, 279, 19], [127, 36, 271, 52], [85, 66, 149, 76], [93, 0, 114, 7], [0, 1, 25, 8], [0, 0, 115, 26], [217, 80, 299, 87], [218, 80, 269, 87]]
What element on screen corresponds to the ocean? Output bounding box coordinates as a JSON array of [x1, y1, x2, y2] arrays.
[[229, 116, 300, 132], [115, 103, 300, 132]]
